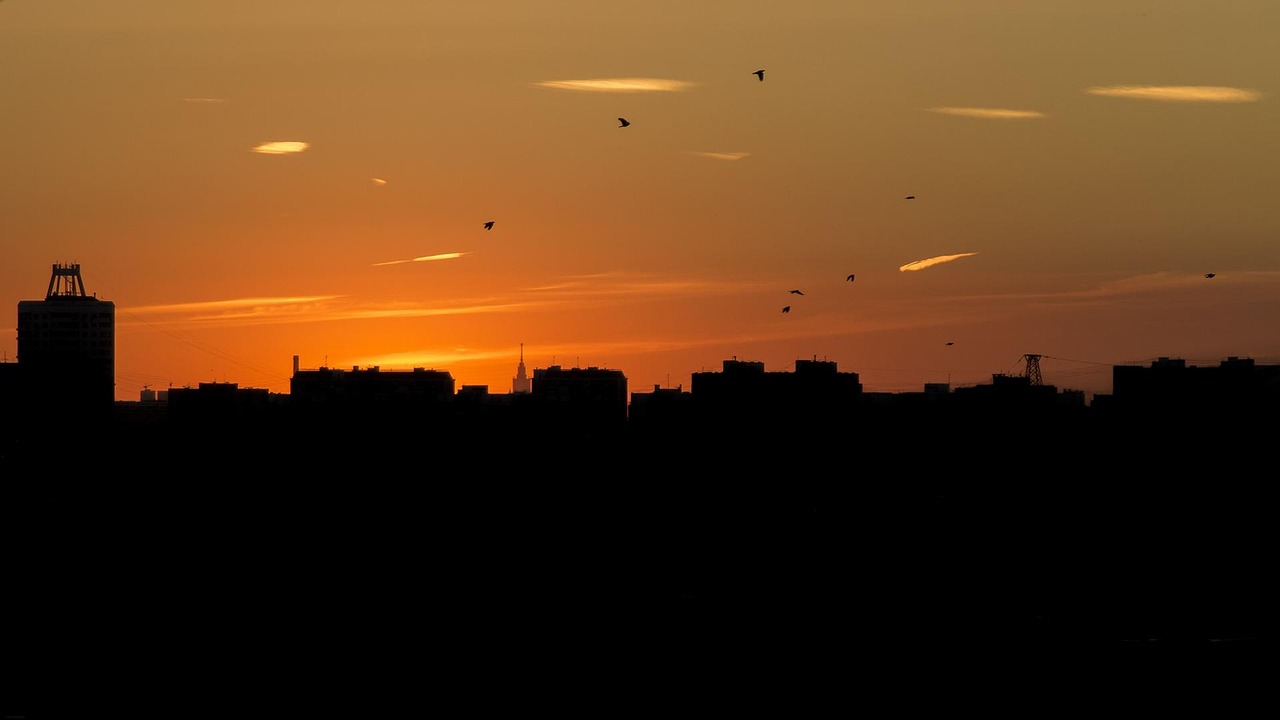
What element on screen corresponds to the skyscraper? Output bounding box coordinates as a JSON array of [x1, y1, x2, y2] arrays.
[[512, 342, 531, 394], [16, 263, 115, 418]]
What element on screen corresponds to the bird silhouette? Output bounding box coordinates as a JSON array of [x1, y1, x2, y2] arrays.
[[782, 306, 791, 313], [618, 117, 630, 128], [945, 342, 955, 346], [1204, 272, 1216, 278], [789, 289, 804, 295], [753, 69, 765, 81], [846, 274, 856, 282], [483, 221, 494, 230], [905, 195, 916, 200]]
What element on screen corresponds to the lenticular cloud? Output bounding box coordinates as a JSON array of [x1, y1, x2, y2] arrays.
[[533, 78, 695, 93], [1084, 85, 1260, 103], [926, 107, 1046, 119], [252, 141, 309, 155]]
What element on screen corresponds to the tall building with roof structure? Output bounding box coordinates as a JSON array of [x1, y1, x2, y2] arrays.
[[16, 263, 115, 419]]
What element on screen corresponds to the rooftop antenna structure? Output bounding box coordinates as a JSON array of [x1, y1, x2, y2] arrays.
[[1023, 354, 1043, 386], [47, 262, 89, 299]]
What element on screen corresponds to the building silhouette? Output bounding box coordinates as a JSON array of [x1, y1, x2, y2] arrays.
[[530, 363, 628, 436], [512, 342, 531, 394], [1108, 355, 1280, 412], [688, 356, 862, 433], [15, 263, 115, 422]]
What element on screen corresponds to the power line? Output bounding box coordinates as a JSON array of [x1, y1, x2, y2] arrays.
[[107, 295, 288, 387]]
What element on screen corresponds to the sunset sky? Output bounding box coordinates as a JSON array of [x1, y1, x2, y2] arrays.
[[3, 1, 1278, 402]]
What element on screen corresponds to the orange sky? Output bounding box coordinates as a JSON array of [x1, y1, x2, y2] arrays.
[[3, 1, 1279, 402]]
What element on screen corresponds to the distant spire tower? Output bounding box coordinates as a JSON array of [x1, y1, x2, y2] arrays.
[[512, 343, 531, 394]]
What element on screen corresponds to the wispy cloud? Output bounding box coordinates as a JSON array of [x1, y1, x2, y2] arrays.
[[1084, 85, 1261, 103], [120, 294, 536, 329], [371, 177, 388, 186], [926, 107, 1046, 120], [372, 252, 469, 267], [116, 271, 753, 333], [900, 253, 980, 272], [125, 296, 344, 323], [522, 272, 747, 297], [252, 141, 309, 155], [689, 151, 750, 161], [909, 271, 1280, 307], [129, 296, 341, 315], [183, 97, 227, 104], [1048, 270, 1273, 299], [533, 78, 696, 93]]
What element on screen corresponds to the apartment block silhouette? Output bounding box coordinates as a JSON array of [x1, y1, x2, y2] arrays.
[[14, 263, 115, 422]]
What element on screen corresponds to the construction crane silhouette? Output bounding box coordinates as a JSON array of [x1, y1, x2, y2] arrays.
[[1023, 354, 1042, 386]]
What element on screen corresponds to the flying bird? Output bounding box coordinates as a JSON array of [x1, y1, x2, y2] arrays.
[[789, 289, 804, 295], [945, 342, 955, 346], [1204, 272, 1216, 278], [905, 195, 916, 200], [782, 306, 791, 313], [846, 274, 856, 282], [618, 117, 631, 128], [753, 70, 765, 81], [483, 221, 495, 230]]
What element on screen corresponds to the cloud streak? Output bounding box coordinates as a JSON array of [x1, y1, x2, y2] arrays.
[[1084, 85, 1261, 102], [895, 271, 1280, 307], [533, 78, 696, 93], [118, 272, 758, 331], [520, 272, 748, 297], [123, 296, 347, 324], [926, 107, 1046, 120], [128, 296, 342, 315], [689, 151, 750, 161], [372, 252, 469, 267], [900, 253, 980, 272], [252, 141, 309, 155]]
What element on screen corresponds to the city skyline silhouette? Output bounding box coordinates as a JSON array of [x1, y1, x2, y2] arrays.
[[3, 3, 1275, 716]]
